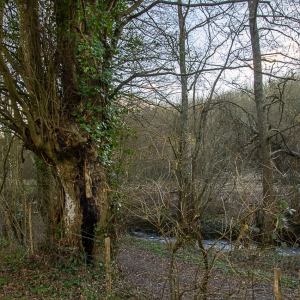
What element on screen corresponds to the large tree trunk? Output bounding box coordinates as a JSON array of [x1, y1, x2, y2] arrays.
[[48, 140, 111, 258], [13, 0, 115, 258], [0, 0, 139, 259], [248, 0, 275, 245]]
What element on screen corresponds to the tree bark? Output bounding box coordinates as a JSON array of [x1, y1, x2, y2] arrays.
[[36, 157, 53, 230], [48, 141, 111, 259], [248, 0, 275, 245], [177, 0, 191, 226], [0, 0, 119, 258]]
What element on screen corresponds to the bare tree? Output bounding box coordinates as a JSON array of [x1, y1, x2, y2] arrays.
[[247, 0, 275, 245]]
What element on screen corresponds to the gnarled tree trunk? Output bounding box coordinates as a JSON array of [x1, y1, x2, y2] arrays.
[[52, 150, 109, 257], [0, 0, 124, 258]]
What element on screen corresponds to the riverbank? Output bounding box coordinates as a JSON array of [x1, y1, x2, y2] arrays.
[[130, 231, 300, 256]]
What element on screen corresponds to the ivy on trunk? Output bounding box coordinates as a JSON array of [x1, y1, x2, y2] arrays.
[[0, 0, 146, 258]]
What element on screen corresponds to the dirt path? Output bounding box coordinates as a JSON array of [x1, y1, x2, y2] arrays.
[[117, 246, 294, 300]]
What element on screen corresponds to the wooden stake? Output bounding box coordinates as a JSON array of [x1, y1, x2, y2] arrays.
[[4, 210, 12, 245], [22, 192, 26, 244], [29, 203, 34, 255], [298, 270, 300, 300], [274, 268, 283, 300], [105, 237, 111, 294]]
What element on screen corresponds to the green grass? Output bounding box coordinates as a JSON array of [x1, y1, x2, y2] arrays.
[[123, 235, 170, 256]]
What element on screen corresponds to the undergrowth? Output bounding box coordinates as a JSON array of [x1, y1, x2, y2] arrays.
[[0, 238, 141, 300]]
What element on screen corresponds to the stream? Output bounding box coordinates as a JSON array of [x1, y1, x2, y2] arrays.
[[131, 231, 300, 256]]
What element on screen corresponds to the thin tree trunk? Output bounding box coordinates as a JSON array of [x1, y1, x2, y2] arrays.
[[36, 157, 53, 230], [177, 0, 190, 226], [196, 224, 209, 300], [248, 0, 275, 245], [18, 145, 27, 244]]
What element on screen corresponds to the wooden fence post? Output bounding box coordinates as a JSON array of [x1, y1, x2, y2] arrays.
[[29, 203, 34, 255], [298, 270, 300, 300], [4, 210, 12, 245], [105, 237, 111, 294], [274, 268, 283, 300]]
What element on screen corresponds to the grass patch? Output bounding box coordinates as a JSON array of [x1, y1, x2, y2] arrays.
[[123, 235, 170, 257]]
